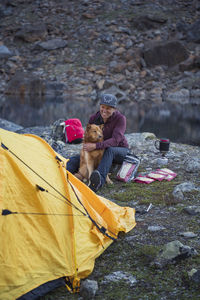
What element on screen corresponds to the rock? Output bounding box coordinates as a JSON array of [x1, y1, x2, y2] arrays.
[[5, 72, 45, 97], [148, 225, 166, 232], [172, 181, 200, 201], [5, 72, 66, 102], [0, 118, 23, 132], [16, 126, 51, 138], [14, 24, 47, 42], [172, 189, 184, 202], [131, 15, 167, 31], [154, 240, 198, 268], [183, 206, 200, 215], [143, 41, 189, 67], [174, 182, 198, 193], [0, 3, 13, 17], [157, 157, 168, 166], [188, 268, 198, 277], [37, 38, 67, 50], [80, 279, 98, 300], [109, 61, 127, 73], [186, 158, 200, 173], [99, 33, 113, 44], [114, 47, 126, 55], [179, 56, 197, 72], [166, 88, 190, 104], [103, 271, 137, 287], [188, 269, 200, 284], [116, 26, 131, 35], [0, 45, 13, 58], [96, 79, 105, 90], [186, 19, 200, 43], [142, 132, 156, 140], [190, 89, 200, 100], [179, 232, 198, 238]]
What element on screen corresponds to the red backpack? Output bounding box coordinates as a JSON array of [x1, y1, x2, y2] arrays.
[[64, 119, 84, 144]]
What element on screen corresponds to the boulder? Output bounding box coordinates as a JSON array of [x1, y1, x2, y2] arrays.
[[131, 15, 167, 31], [14, 24, 47, 43], [143, 41, 189, 67], [154, 240, 198, 268]]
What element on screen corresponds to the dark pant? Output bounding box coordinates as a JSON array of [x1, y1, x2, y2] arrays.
[[66, 146, 129, 187]]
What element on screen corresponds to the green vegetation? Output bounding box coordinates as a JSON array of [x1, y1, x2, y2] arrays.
[[100, 174, 182, 206]]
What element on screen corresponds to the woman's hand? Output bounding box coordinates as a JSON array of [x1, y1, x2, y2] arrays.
[[83, 143, 96, 152]]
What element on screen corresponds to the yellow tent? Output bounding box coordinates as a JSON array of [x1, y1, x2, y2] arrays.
[[0, 128, 136, 300]]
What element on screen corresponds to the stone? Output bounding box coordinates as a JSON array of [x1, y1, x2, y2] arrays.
[[183, 206, 200, 215], [96, 79, 105, 90], [131, 15, 167, 31], [190, 269, 200, 284], [99, 33, 113, 44], [82, 12, 96, 19], [154, 240, 198, 268], [0, 45, 13, 58], [5, 72, 65, 101], [80, 279, 98, 300], [174, 182, 198, 193], [172, 189, 184, 202], [15, 24, 47, 42], [157, 157, 168, 166], [0, 118, 23, 132], [37, 38, 67, 50], [109, 61, 127, 73], [179, 56, 196, 72], [186, 19, 200, 43], [179, 232, 197, 238], [103, 271, 137, 287], [186, 158, 200, 173], [114, 47, 126, 55], [116, 26, 131, 35], [166, 89, 190, 104], [143, 41, 189, 67], [94, 66, 107, 76], [142, 132, 156, 140], [148, 225, 165, 232]]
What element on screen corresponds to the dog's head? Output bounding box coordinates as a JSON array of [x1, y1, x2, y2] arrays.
[[84, 124, 104, 143]]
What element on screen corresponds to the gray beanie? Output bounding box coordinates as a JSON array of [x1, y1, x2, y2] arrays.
[[100, 94, 118, 108]]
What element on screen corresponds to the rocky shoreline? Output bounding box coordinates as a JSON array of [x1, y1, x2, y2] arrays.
[[0, 1, 200, 109]]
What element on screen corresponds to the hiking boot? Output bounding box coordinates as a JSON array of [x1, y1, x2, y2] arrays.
[[88, 170, 101, 192]]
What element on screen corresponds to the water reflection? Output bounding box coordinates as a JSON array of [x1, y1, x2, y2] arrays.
[[0, 96, 200, 146]]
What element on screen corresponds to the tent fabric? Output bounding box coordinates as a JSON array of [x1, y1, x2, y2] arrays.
[[0, 128, 136, 300]]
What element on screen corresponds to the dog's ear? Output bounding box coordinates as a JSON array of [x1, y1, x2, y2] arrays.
[[86, 124, 91, 130], [99, 124, 104, 130]]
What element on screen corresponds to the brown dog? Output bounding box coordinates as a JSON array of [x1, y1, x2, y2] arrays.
[[74, 124, 112, 184]]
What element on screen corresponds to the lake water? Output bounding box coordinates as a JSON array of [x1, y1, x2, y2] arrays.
[[1, 96, 200, 146]]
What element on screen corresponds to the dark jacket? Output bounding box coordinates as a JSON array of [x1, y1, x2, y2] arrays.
[[89, 110, 129, 149]]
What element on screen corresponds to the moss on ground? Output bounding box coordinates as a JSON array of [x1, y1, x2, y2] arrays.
[[100, 175, 182, 206]]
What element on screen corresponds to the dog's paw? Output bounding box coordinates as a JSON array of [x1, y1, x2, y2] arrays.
[[74, 173, 83, 181]]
